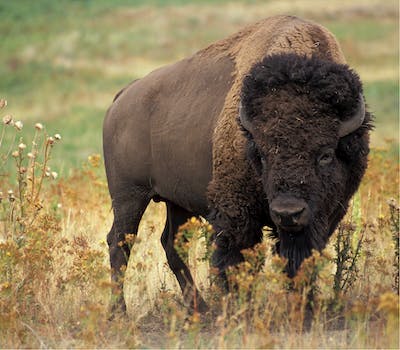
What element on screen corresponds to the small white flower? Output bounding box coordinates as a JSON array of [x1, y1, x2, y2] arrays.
[[47, 136, 55, 145], [45, 171, 51, 177], [7, 190, 13, 195], [27, 152, 34, 159], [12, 151, 19, 158], [3, 115, 13, 125], [51, 171, 58, 180], [54, 133, 61, 140], [14, 120, 23, 131], [0, 99, 7, 109], [18, 143, 26, 150], [35, 123, 43, 131]]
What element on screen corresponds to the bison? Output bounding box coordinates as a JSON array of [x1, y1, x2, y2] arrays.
[[103, 15, 372, 314]]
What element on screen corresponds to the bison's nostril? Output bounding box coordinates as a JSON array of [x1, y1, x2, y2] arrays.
[[270, 196, 310, 230], [292, 208, 305, 223], [275, 208, 304, 225]]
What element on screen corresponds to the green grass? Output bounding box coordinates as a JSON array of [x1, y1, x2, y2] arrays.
[[46, 106, 105, 172], [0, 0, 398, 172], [365, 80, 399, 149], [327, 19, 397, 42]]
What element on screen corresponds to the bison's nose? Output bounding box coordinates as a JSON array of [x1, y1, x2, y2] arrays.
[[270, 196, 310, 231]]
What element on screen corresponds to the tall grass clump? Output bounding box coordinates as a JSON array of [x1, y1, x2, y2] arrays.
[[332, 206, 364, 308], [0, 99, 114, 348], [388, 198, 399, 295], [0, 98, 65, 345]]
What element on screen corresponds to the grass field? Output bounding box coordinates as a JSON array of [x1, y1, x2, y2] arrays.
[[0, 0, 398, 170], [0, 0, 399, 348]]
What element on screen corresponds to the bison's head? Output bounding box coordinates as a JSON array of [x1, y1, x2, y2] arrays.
[[240, 53, 372, 276]]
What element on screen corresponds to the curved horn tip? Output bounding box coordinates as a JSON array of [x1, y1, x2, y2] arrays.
[[338, 93, 366, 137]]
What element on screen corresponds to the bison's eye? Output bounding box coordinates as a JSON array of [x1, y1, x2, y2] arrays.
[[260, 155, 267, 169], [318, 149, 335, 166]]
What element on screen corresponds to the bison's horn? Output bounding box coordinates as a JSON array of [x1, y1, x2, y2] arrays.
[[338, 94, 365, 137], [239, 101, 254, 133]]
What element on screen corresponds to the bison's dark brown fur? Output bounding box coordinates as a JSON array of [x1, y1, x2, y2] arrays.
[[103, 15, 372, 315]]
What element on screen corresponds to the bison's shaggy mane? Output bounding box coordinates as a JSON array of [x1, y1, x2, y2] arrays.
[[231, 53, 373, 277], [241, 53, 364, 124]]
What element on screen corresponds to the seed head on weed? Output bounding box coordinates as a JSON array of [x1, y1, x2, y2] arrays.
[[14, 121, 23, 131], [3, 115, 12, 125], [34, 123, 43, 131]]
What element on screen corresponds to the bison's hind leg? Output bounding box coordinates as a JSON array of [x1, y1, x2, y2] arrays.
[[161, 202, 208, 313], [107, 186, 151, 315]]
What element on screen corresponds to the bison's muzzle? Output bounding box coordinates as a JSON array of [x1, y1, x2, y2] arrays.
[[270, 195, 310, 233]]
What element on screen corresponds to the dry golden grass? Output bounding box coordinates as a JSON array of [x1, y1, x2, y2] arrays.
[[0, 96, 398, 348]]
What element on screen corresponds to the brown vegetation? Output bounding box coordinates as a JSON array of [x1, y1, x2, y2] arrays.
[[0, 97, 398, 348]]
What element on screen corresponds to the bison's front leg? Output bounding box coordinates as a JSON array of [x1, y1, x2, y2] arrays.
[[161, 202, 208, 313], [209, 209, 264, 291]]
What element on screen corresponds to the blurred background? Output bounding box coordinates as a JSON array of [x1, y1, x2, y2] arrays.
[[0, 3, 398, 347], [0, 0, 398, 173]]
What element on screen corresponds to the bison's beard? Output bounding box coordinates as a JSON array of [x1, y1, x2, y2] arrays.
[[278, 216, 328, 278]]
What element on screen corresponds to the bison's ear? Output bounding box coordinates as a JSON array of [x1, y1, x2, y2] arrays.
[[238, 101, 254, 134], [239, 101, 263, 175]]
